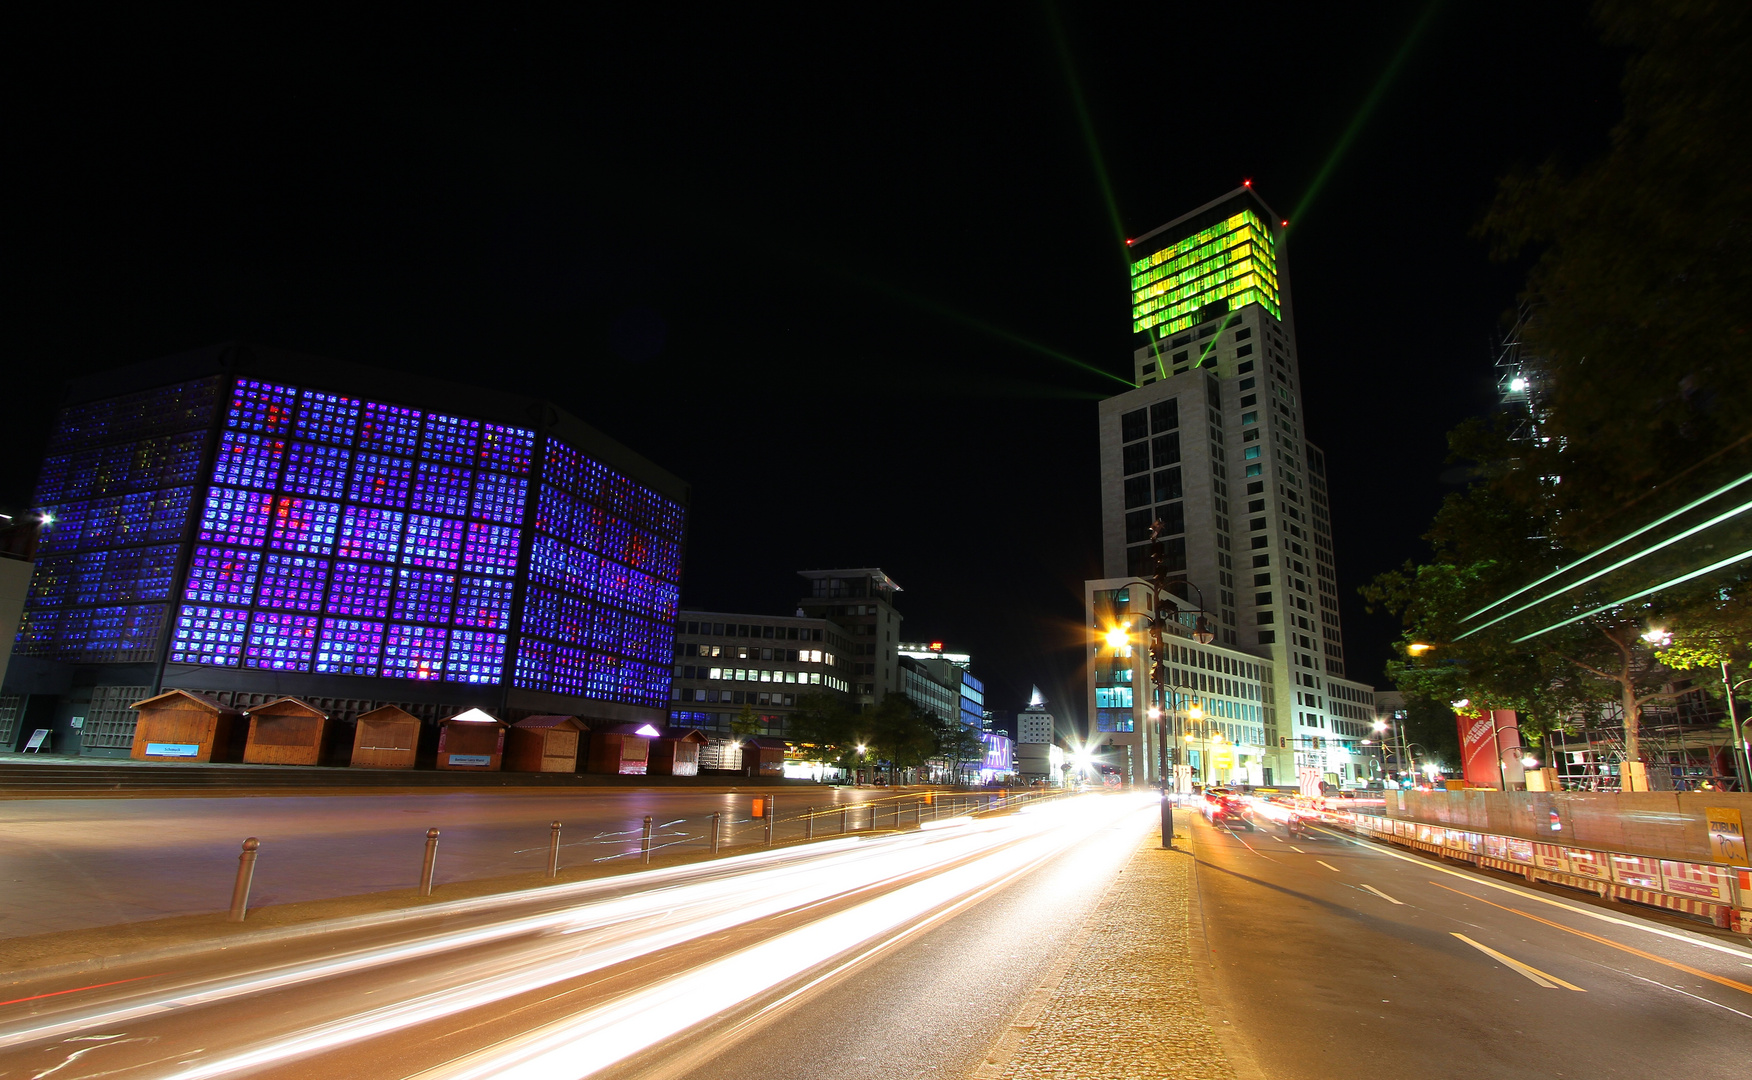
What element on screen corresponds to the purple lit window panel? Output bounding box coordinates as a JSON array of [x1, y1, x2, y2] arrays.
[[382, 623, 447, 680], [70, 551, 109, 606], [401, 514, 465, 570], [326, 560, 396, 618], [579, 459, 611, 508], [184, 547, 263, 606], [454, 576, 513, 630], [419, 414, 480, 467], [550, 644, 589, 695], [639, 532, 683, 583], [336, 507, 404, 563], [170, 604, 250, 666], [83, 497, 124, 548], [528, 536, 598, 597], [513, 637, 554, 691], [543, 442, 582, 496], [256, 554, 330, 612], [316, 618, 384, 676], [444, 630, 506, 684], [478, 424, 534, 475], [85, 605, 165, 655], [533, 485, 577, 540], [586, 654, 622, 699], [392, 569, 456, 624], [105, 545, 180, 603], [269, 497, 341, 556], [518, 585, 561, 640], [211, 432, 286, 491], [471, 472, 527, 525], [358, 401, 423, 456], [244, 611, 320, 671], [600, 517, 633, 565], [198, 487, 275, 548], [109, 492, 158, 547], [295, 390, 362, 445], [590, 606, 628, 656], [282, 442, 352, 499], [227, 379, 298, 435], [462, 522, 521, 577], [148, 489, 195, 544], [411, 462, 474, 516], [349, 453, 414, 508]]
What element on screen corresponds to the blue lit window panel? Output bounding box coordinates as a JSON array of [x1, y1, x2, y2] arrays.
[[83, 497, 125, 549], [26, 556, 73, 608], [146, 488, 196, 544], [444, 630, 506, 683], [198, 487, 275, 548], [92, 444, 135, 496], [315, 618, 384, 675], [57, 608, 93, 654], [227, 379, 299, 435], [382, 623, 447, 680], [359, 401, 423, 456], [70, 550, 110, 606], [326, 560, 396, 618], [401, 514, 464, 570], [170, 604, 250, 666], [295, 389, 362, 445], [470, 472, 527, 525], [109, 491, 159, 547], [543, 442, 582, 496], [244, 611, 320, 670], [518, 585, 560, 639], [410, 462, 474, 516], [419, 414, 480, 467], [349, 453, 415, 508], [108, 544, 179, 603], [391, 568, 457, 624], [282, 442, 352, 499], [85, 605, 165, 657], [513, 637, 554, 690], [32, 449, 87, 504], [269, 496, 342, 556], [454, 575, 513, 630], [551, 644, 589, 695], [211, 431, 286, 491], [256, 554, 330, 612], [479, 424, 535, 475], [16, 608, 62, 655], [36, 500, 88, 555], [184, 547, 263, 605], [336, 506, 404, 563]]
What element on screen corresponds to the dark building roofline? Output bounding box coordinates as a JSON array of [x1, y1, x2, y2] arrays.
[[61, 341, 688, 503]]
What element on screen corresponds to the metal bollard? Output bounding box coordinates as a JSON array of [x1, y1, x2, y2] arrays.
[[419, 828, 441, 896], [806, 809, 815, 840], [228, 837, 260, 922], [765, 802, 774, 846], [641, 815, 653, 863], [840, 806, 849, 834], [548, 820, 563, 878], [710, 812, 721, 854]]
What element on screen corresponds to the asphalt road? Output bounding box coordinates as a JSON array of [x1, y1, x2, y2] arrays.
[[0, 786, 989, 938], [0, 794, 1152, 1080], [1189, 807, 1752, 1080]]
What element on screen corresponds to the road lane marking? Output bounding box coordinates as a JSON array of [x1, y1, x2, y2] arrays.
[[1269, 835, 1283, 843], [0, 976, 160, 1009], [1427, 881, 1752, 999], [1290, 846, 1306, 853], [1452, 933, 1586, 990], [1316, 860, 1341, 872], [1360, 884, 1404, 905], [1305, 824, 1752, 963], [1616, 969, 1752, 1020]]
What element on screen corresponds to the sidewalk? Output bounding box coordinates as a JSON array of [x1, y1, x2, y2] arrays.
[[974, 827, 1237, 1080]]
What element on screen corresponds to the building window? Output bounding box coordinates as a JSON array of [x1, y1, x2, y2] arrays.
[[1123, 442, 1151, 475], [1150, 398, 1179, 433], [1153, 467, 1182, 502], [1258, 631, 1276, 644], [1156, 501, 1185, 536], [1245, 464, 1262, 477], [1124, 475, 1151, 509], [1152, 432, 1181, 468], [1243, 446, 1261, 460], [1121, 408, 1148, 443], [1256, 610, 1274, 624]]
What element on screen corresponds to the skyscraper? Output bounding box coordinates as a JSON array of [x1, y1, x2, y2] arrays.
[[1093, 186, 1371, 786]]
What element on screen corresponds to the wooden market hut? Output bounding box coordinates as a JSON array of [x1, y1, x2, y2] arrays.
[[647, 728, 709, 777], [435, 708, 506, 771], [242, 697, 329, 766], [585, 722, 662, 775], [742, 736, 788, 778], [503, 715, 587, 773], [128, 690, 242, 763], [349, 705, 422, 769]]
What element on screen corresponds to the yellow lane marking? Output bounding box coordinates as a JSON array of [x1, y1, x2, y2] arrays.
[[1452, 933, 1586, 990], [1316, 860, 1341, 872], [1427, 880, 1752, 999], [1289, 846, 1306, 853]]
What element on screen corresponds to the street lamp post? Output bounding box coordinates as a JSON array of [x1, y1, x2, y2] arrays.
[[1721, 661, 1751, 791]]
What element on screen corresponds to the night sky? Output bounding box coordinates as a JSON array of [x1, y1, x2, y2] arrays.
[[9, 4, 1624, 728]]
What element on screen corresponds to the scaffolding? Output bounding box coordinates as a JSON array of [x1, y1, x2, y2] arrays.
[[1547, 689, 1745, 791]]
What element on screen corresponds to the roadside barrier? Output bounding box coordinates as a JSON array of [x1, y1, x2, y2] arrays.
[[1318, 806, 1752, 933]]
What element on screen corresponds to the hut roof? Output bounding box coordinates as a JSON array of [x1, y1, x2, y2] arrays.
[[128, 689, 239, 716], [513, 714, 587, 731], [355, 704, 421, 725], [245, 696, 328, 719], [440, 707, 504, 727]]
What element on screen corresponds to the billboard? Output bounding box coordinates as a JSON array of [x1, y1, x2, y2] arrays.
[[1457, 708, 1526, 789]]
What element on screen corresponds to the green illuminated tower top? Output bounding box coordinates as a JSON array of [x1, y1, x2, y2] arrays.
[[1127, 185, 1284, 343]]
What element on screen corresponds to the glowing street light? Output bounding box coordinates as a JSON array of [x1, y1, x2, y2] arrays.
[[1104, 626, 1128, 650], [1406, 642, 1435, 656], [1640, 627, 1672, 647]]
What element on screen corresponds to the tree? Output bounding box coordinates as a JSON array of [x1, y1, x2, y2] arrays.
[[729, 703, 764, 740], [933, 715, 986, 787], [865, 695, 936, 783], [788, 691, 859, 770]]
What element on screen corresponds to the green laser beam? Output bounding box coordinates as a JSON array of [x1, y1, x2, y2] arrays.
[[1455, 496, 1752, 640], [1511, 548, 1752, 644], [1290, 1, 1443, 226], [1461, 470, 1752, 622], [1044, 0, 1128, 260]]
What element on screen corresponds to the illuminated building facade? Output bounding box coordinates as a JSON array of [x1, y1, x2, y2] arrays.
[[5, 344, 687, 757], [1094, 186, 1363, 787]]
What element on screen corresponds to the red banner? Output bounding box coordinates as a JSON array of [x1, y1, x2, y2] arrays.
[[1457, 708, 1524, 789]]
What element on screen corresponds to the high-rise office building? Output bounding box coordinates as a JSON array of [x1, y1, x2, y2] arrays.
[[796, 568, 903, 708], [1093, 186, 1365, 785], [3, 343, 687, 756]]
